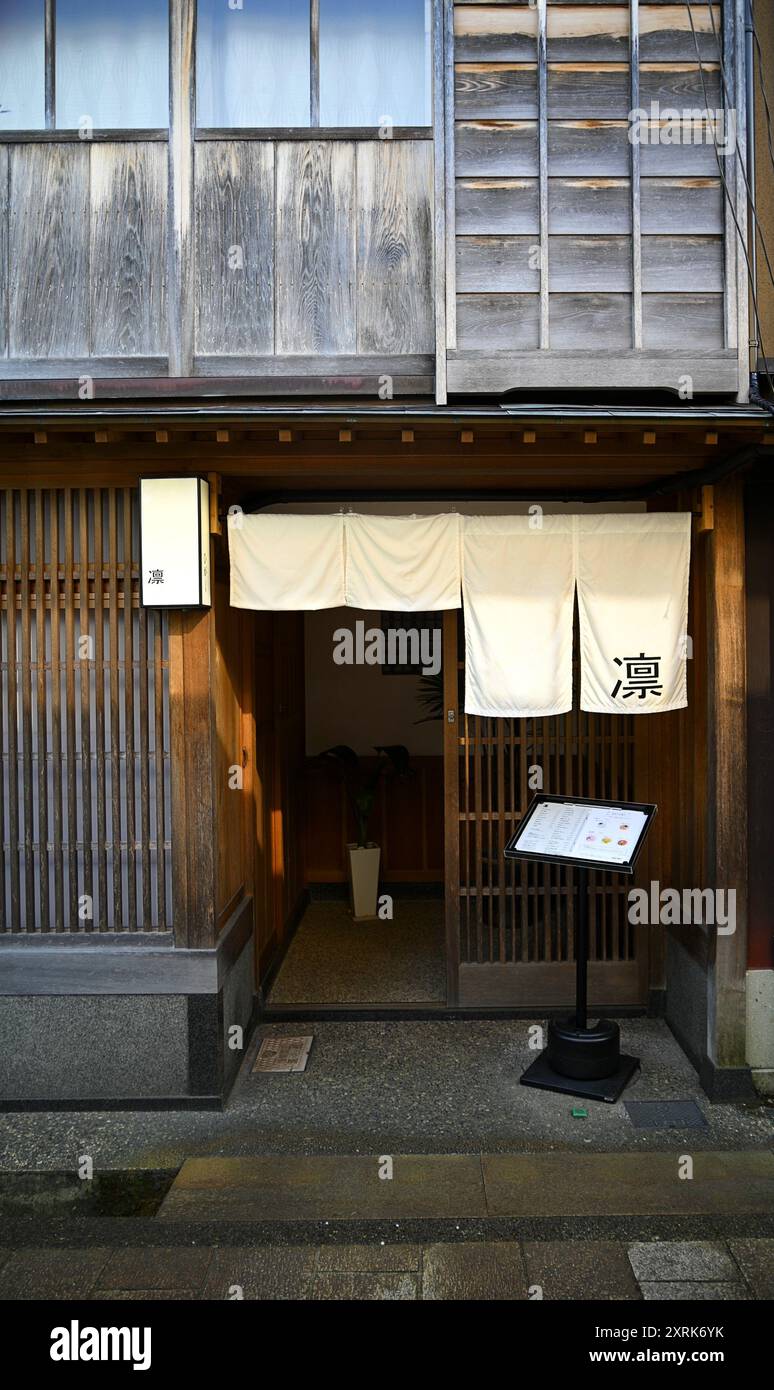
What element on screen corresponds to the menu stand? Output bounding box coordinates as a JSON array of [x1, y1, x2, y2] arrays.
[[504, 795, 657, 1104]]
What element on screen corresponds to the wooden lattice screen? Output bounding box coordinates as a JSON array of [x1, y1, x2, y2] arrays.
[[0, 488, 171, 932], [457, 664, 636, 970]]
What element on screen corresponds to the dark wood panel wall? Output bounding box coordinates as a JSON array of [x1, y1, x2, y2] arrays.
[[447, 1, 747, 396], [303, 755, 445, 884]]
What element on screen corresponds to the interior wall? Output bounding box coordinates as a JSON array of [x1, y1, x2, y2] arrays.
[[305, 607, 443, 758]]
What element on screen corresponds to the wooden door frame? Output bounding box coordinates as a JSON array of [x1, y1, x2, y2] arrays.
[[443, 610, 460, 1004]]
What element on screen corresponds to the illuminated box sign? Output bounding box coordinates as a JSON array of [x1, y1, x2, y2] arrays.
[[140, 477, 211, 608]]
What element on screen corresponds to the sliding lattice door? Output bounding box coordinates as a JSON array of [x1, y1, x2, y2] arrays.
[[444, 611, 648, 1006], [0, 488, 171, 932]]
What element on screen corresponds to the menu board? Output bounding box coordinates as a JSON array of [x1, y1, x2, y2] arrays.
[[505, 795, 656, 874]]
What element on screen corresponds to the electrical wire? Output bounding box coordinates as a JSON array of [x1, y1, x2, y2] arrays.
[[747, 2, 774, 412], [750, 0, 774, 176], [685, 2, 774, 401], [704, 0, 774, 286]]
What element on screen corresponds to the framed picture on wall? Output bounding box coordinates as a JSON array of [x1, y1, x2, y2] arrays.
[[379, 612, 443, 676]]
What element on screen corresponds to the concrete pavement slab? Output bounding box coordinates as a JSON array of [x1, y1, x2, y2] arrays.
[[482, 1151, 774, 1217], [200, 1247, 318, 1300], [0, 1247, 112, 1299], [628, 1240, 738, 1283], [314, 1244, 422, 1273], [639, 1281, 749, 1300], [158, 1154, 487, 1222], [311, 1272, 419, 1300], [523, 1239, 640, 1300], [727, 1238, 774, 1299], [421, 1241, 527, 1300], [95, 1246, 213, 1293]]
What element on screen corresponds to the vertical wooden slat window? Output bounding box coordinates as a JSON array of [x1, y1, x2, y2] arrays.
[[0, 488, 172, 932], [456, 630, 635, 969]]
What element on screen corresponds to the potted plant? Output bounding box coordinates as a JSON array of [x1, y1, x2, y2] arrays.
[[318, 744, 413, 920]]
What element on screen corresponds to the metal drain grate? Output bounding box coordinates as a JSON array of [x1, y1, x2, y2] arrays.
[[625, 1100, 707, 1129]]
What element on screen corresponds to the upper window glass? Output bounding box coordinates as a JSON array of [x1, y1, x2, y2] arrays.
[[319, 0, 431, 127], [0, 0, 46, 131], [197, 0, 310, 128], [0, 0, 168, 131], [196, 0, 431, 130], [56, 0, 169, 130]]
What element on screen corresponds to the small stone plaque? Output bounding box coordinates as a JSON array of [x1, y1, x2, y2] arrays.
[[253, 1036, 313, 1074]]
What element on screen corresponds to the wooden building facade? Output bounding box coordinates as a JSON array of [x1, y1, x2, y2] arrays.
[[0, 1, 772, 1107]]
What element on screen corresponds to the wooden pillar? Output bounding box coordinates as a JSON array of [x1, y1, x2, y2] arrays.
[[705, 477, 748, 1068], [168, 0, 196, 376], [169, 607, 218, 948], [443, 609, 460, 1004]]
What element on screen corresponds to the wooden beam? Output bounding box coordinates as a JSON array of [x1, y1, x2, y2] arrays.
[[643, 430, 656, 446], [584, 430, 597, 445], [523, 430, 536, 445], [401, 429, 415, 444], [94, 431, 108, 444], [216, 429, 230, 444], [705, 477, 748, 1069], [207, 472, 222, 537], [155, 430, 169, 444], [696, 485, 715, 534], [169, 609, 217, 948]]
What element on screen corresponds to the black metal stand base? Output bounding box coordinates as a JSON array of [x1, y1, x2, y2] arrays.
[[520, 1050, 640, 1104]]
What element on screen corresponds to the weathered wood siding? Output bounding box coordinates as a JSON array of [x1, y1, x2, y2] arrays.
[[0, 135, 434, 385], [448, 1, 743, 395], [1, 143, 168, 369], [194, 139, 434, 365]]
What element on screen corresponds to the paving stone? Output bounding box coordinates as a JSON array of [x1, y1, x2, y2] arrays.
[[523, 1240, 640, 1301], [482, 1151, 774, 1217], [200, 1247, 318, 1301], [93, 1290, 200, 1301], [640, 1281, 749, 1301], [95, 1246, 212, 1293], [421, 1242, 527, 1301], [314, 1244, 422, 1273], [728, 1238, 774, 1299], [312, 1272, 418, 1300], [0, 1247, 112, 1300], [628, 1239, 737, 1283], [159, 1154, 487, 1221]]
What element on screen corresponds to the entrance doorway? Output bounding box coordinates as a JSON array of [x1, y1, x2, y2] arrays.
[[265, 604, 446, 1007], [230, 513, 667, 1019]]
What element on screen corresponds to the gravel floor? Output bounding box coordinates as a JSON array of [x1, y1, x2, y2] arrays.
[[0, 1018, 771, 1171]]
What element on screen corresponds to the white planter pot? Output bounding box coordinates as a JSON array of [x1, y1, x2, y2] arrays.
[[347, 843, 381, 921]]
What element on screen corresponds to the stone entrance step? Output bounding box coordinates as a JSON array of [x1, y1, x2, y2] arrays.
[[157, 1151, 774, 1223]]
